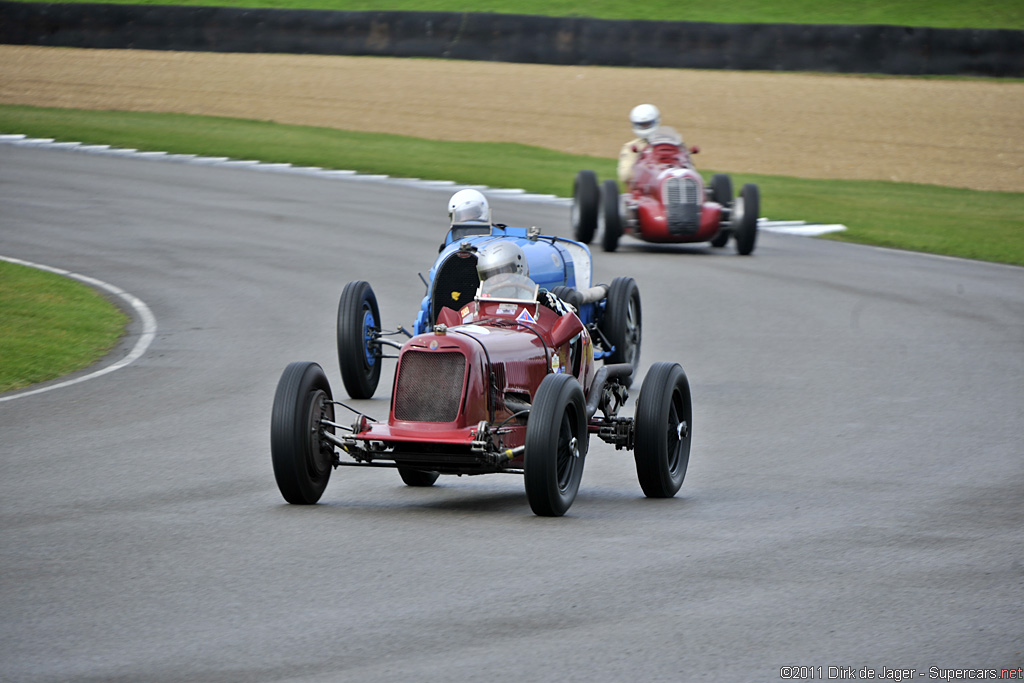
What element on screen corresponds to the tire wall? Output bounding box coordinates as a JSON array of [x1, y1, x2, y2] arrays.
[[1, 2, 1021, 77]]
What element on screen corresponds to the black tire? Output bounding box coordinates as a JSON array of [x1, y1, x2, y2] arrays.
[[572, 170, 599, 244], [524, 374, 588, 517], [634, 362, 692, 498], [337, 280, 382, 399], [271, 361, 336, 504], [734, 183, 760, 256], [600, 179, 623, 253], [709, 174, 733, 248], [600, 276, 642, 377], [398, 468, 440, 487], [710, 173, 733, 206]]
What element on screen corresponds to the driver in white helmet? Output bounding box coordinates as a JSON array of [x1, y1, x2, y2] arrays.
[[447, 189, 492, 240], [476, 242, 572, 316], [617, 103, 662, 185]]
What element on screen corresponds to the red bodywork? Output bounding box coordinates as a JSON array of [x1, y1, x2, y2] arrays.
[[344, 298, 594, 473], [625, 141, 724, 243]]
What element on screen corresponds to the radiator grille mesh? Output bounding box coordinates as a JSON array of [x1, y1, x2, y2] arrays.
[[394, 351, 466, 422], [665, 176, 700, 234]]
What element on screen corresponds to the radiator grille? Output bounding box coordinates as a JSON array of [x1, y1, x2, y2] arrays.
[[394, 351, 466, 422], [665, 176, 700, 235], [431, 253, 479, 323]]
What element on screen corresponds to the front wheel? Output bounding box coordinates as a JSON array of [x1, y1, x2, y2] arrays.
[[734, 183, 760, 256], [524, 374, 588, 517], [634, 362, 692, 498], [572, 170, 599, 244], [600, 276, 642, 378], [600, 179, 623, 253], [337, 280, 382, 399], [270, 362, 336, 504]]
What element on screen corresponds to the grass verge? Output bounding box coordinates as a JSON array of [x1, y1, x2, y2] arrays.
[[7, 0, 1024, 29], [0, 260, 128, 393], [3, 104, 1022, 267]]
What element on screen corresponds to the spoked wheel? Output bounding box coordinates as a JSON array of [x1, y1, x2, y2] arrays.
[[600, 276, 642, 380], [600, 179, 623, 252], [634, 362, 692, 498], [709, 173, 733, 248], [572, 170, 600, 244], [337, 280, 382, 399], [524, 374, 588, 517], [270, 361, 336, 504], [398, 468, 440, 487], [734, 183, 760, 256]]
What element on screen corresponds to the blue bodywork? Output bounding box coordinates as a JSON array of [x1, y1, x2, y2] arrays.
[[413, 223, 601, 337]]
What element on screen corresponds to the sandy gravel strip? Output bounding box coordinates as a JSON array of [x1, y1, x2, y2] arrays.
[[1, 46, 1022, 193]]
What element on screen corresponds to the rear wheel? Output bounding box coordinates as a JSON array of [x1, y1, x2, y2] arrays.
[[337, 281, 382, 399], [572, 170, 599, 244], [270, 362, 336, 504], [398, 468, 440, 487], [524, 374, 588, 517], [600, 276, 642, 378], [634, 362, 692, 498], [600, 179, 623, 252], [734, 183, 760, 256], [709, 174, 733, 248]]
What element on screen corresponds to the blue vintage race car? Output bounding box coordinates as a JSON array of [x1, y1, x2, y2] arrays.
[[336, 222, 643, 399]]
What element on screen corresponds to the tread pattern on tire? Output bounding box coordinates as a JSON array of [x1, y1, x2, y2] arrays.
[[634, 361, 691, 498], [271, 361, 334, 504], [337, 280, 382, 399], [524, 373, 588, 517]]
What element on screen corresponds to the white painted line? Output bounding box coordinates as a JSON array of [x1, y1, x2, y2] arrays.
[[0, 256, 158, 403], [763, 223, 848, 236], [0, 134, 846, 235]]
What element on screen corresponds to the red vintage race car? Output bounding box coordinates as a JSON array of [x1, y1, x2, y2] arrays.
[[572, 127, 761, 255], [271, 274, 692, 517]]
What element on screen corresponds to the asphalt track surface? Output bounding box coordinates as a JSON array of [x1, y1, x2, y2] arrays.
[[2, 144, 1022, 681]]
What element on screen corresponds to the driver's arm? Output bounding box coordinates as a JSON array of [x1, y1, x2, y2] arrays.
[[617, 139, 640, 184]]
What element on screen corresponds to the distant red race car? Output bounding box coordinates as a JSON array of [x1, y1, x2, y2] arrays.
[[271, 274, 692, 517], [572, 127, 761, 255]]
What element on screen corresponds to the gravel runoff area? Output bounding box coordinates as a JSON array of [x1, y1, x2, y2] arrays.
[[1, 45, 1022, 193]]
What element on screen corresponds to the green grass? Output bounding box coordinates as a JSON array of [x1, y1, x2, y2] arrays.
[[0, 260, 128, 393], [733, 174, 1024, 265], [8, 0, 1024, 29], [3, 104, 1022, 267]]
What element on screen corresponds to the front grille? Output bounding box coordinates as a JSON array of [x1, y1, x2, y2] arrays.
[[394, 351, 466, 422], [431, 253, 479, 322], [665, 176, 700, 235]]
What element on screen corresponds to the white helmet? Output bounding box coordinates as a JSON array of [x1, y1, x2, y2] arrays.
[[448, 189, 490, 225], [629, 103, 661, 139], [476, 241, 528, 280]]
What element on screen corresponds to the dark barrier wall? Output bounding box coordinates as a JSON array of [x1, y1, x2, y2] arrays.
[[2, 2, 1021, 77]]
